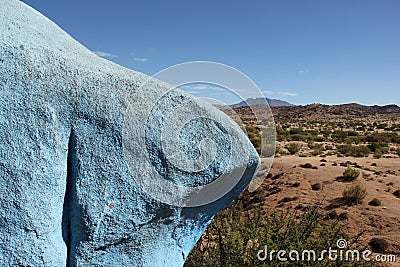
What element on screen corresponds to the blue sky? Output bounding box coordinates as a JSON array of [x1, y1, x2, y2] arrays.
[[21, 0, 399, 106]]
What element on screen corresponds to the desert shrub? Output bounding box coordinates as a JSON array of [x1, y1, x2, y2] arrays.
[[342, 167, 360, 181], [308, 143, 323, 155], [314, 136, 327, 142], [397, 148, 400, 157], [250, 137, 261, 154], [286, 142, 301, 154], [311, 146, 324, 156], [338, 212, 348, 220], [368, 238, 389, 253], [368, 198, 381, 206], [337, 144, 370, 157], [245, 125, 258, 133], [377, 123, 388, 129], [320, 129, 332, 136], [185, 196, 372, 267], [367, 141, 388, 153], [357, 126, 366, 131], [289, 134, 308, 142], [344, 136, 363, 145], [300, 163, 313, 169], [342, 184, 366, 205], [291, 182, 301, 187], [347, 131, 359, 136], [366, 132, 400, 144], [307, 129, 319, 136], [275, 145, 286, 156], [325, 210, 338, 220], [307, 141, 315, 149], [289, 127, 304, 135], [276, 128, 289, 141], [393, 190, 400, 198], [311, 183, 322, 191], [280, 196, 299, 203], [325, 145, 334, 150], [332, 130, 359, 142], [373, 151, 383, 159]]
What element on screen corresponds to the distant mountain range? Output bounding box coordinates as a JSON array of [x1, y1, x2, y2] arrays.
[[228, 97, 294, 108], [227, 102, 400, 120], [269, 103, 400, 119], [217, 98, 400, 119], [217, 98, 400, 118]]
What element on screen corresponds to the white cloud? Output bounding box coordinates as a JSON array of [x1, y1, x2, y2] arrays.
[[185, 91, 199, 94], [298, 69, 309, 75], [133, 58, 148, 62], [92, 51, 118, 58], [278, 91, 298, 96], [263, 90, 298, 96]]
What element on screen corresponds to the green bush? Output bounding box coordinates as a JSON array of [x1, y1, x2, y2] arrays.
[[337, 144, 370, 157], [276, 128, 289, 141], [314, 136, 327, 142], [342, 167, 360, 181], [343, 184, 366, 205], [367, 142, 388, 153], [332, 130, 359, 142], [300, 163, 313, 169], [325, 145, 334, 150], [289, 134, 308, 142], [368, 198, 381, 206], [365, 132, 400, 144], [369, 238, 389, 253], [307, 141, 315, 149], [373, 151, 383, 159], [289, 128, 304, 135], [250, 137, 261, 154], [286, 142, 301, 155], [245, 125, 258, 133], [186, 194, 372, 266], [311, 183, 322, 190]]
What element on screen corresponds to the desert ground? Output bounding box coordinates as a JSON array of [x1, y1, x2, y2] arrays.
[[259, 155, 400, 256], [186, 103, 400, 266]]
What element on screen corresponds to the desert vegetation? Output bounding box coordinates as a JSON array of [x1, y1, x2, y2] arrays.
[[189, 105, 400, 265], [186, 190, 373, 266]]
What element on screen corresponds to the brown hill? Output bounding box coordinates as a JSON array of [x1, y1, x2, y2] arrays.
[[231, 103, 400, 120]]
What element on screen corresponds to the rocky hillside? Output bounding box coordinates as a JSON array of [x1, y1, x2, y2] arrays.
[[231, 103, 400, 120]]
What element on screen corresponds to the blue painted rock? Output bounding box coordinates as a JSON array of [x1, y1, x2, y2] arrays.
[[0, 0, 260, 266]]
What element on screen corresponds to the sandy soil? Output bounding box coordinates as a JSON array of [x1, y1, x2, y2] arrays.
[[256, 155, 400, 265]]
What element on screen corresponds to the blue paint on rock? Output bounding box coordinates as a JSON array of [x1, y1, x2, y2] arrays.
[[0, 0, 260, 266]]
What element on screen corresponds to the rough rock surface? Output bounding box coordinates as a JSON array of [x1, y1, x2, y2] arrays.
[[0, 0, 260, 266]]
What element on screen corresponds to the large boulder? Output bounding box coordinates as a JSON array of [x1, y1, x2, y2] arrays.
[[0, 0, 260, 266]]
